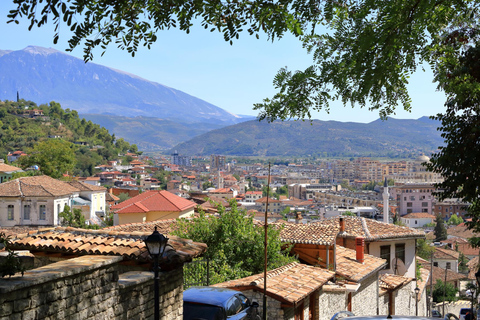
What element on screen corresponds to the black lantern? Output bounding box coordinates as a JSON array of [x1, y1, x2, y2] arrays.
[[415, 287, 420, 316], [144, 227, 169, 320]]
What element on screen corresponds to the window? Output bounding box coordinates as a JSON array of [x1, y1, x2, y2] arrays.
[[410, 196, 415, 201], [380, 245, 391, 269], [7, 205, 14, 220], [422, 202, 428, 207], [39, 205, 46, 220], [434, 262, 438, 267], [422, 209, 428, 213], [395, 243, 405, 263], [446, 262, 451, 269], [407, 202, 412, 207], [24, 205, 31, 220], [415, 220, 418, 225], [407, 209, 413, 214], [57, 203, 61, 214]]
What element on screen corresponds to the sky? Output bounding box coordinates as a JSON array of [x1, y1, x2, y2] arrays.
[[0, 3, 447, 123]]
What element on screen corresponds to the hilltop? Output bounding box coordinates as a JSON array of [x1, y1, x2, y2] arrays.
[[171, 117, 444, 158]]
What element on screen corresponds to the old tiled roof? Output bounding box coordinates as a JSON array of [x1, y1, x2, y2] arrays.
[[212, 262, 335, 305], [7, 227, 206, 270], [256, 197, 282, 203], [0, 226, 39, 237], [416, 267, 431, 300], [111, 190, 196, 214], [104, 219, 179, 235], [0, 175, 79, 197], [418, 259, 467, 283], [447, 223, 479, 239], [467, 257, 478, 280], [335, 246, 387, 282], [209, 188, 233, 193], [66, 180, 106, 192], [279, 217, 424, 246], [0, 163, 22, 173], [402, 212, 435, 219], [379, 274, 413, 290], [280, 222, 336, 245], [434, 247, 460, 260]]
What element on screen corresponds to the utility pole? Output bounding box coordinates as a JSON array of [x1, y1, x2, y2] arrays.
[[443, 264, 449, 316], [263, 163, 271, 320]]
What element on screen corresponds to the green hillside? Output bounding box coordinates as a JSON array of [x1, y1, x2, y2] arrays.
[[0, 100, 138, 176]]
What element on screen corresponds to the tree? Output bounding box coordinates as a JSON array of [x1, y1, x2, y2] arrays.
[[173, 200, 296, 284], [448, 214, 464, 226], [18, 139, 76, 179], [432, 279, 458, 303], [434, 215, 448, 242], [416, 239, 435, 261], [59, 205, 86, 228], [118, 193, 131, 203], [0, 232, 26, 278], [7, 1, 316, 62]]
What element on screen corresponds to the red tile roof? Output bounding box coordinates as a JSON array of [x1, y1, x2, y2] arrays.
[[0, 163, 22, 173], [212, 262, 335, 305], [379, 274, 413, 290], [111, 190, 196, 214], [433, 247, 460, 260], [335, 246, 387, 282], [0, 175, 80, 197], [402, 212, 435, 219], [7, 227, 206, 270]]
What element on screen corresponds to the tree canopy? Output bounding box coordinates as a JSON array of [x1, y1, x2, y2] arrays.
[[7, 0, 319, 61]]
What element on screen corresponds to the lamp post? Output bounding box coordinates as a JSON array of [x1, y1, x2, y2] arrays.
[[144, 227, 169, 320], [474, 270, 480, 317], [415, 287, 420, 316]]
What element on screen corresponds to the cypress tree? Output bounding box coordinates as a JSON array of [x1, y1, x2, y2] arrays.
[[434, 214, 448, 241]]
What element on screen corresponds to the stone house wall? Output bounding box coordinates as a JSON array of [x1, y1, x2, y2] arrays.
[[0, 255, 183, 320], [240, 289, 285, 319], [351, 273, 379, 316], [318, 290, 346, 320], [378, 282, 427, 317]]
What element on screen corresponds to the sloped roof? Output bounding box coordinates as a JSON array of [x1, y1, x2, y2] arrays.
[[256, 197, 282, 203], [0, 175, 79, 197], [335, 246, 387, 282], [7, 227, 206, 270], [278, 217, 424, 246], [447, 223, 479, 239], [111, 190, 196, 214], [104, 219, 179, 235], [212, 262, 334, 305], [434, 247, 460, 260], [379, 274, 413, 290], [67, 180, 106, 192], [418, 259, 467, 283], [0, 163, 22, 173], [402, 212, 435, 219]]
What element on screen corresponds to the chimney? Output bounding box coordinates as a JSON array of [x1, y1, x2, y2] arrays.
[[356, 237, 365, 264], [339, 217, 345, 233]]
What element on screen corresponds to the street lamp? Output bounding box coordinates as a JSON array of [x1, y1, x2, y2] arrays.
[[415, 287, 420, 316], [144, 227, 169, 320]]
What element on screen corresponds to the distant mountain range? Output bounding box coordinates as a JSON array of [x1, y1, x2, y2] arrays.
[[171, 117, 444, 157], [0, 46, 257, 150], [0, 46, 444, 156]]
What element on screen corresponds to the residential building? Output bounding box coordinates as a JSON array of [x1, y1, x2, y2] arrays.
[[7, 150, 27, 163], [401, 212, 435, 228], [396, 183, 435, 216], [0, 176, 106, 227], [434, 200, 469, 219], [111, 190, 196, 225], [207, 187, 237, 200], [245, 191, 263, 203], [0, 163, 23, 183], [171, 150, 192, 167], [210, 154, 226, 171], [255, 197, 282, 213], [432, 247, 460, 272]]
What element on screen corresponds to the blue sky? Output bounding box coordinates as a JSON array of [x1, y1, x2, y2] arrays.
[[0, 3, 447, 123]]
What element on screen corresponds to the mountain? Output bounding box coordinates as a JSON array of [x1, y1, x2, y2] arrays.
[[171, 117, 444, 157], [0, 46, 244, 125]]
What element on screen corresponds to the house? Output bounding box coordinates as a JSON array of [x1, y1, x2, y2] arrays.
[[395, 184, 436, 216], [0, 176, 96, 227], [77, 176, 101, 186], [401, 212, 435, 228], [207, 187, 237, 200], [111, 190, 196, 225], [245, 191, 263, 203], [67, 180, 107, 223], [7, 150, 27, 163], [213, 262, 335, 319], [0, 163, 23, 183], [432, 247, 460, 272], [255, 197, 282, 213]]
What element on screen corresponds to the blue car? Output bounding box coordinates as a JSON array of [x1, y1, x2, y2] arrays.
[[183, 286, 261, 320]]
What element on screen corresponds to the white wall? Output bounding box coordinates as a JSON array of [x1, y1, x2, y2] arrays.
[[369, 239, 417, 278]]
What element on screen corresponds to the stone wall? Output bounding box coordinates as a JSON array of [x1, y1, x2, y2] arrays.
[[240, 289, 284, 319], [318, 289, 346, 320], [0, 255, 183, 320], [351, 273, 379, 316], [378, 282, 428, 317]]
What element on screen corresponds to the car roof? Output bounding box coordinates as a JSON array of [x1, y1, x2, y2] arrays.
[[346, 316, 438, 320], [183, 286, 242, 307]]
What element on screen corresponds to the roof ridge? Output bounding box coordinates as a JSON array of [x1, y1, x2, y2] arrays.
[[360, 217, 372, 238], [19, 180, 56, 197], [250, 262, 299, 285]]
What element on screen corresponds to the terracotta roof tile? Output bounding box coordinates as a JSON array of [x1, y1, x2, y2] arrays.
[[0, 175, 79, 197], [379, 274, 413, 290], [402, 212, 436, 219], [418, 259, 467, 283], [335, 246, 387, 282], [213, 262, 335, 304], [7, 227, 207, 269], [434, 247, 460, 260], [112, 190, 196, 214]]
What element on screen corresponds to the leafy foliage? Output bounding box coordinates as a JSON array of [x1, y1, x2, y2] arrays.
[[432, 279, 458, 303], [7, 0, 319, 61], [59, 205, 99, 229], [0, 232, 26, 278], [447, 214, 464, 226], [173, 200, 296, 284], [0, 99, 137, 177], [416, 239, 435, 261]]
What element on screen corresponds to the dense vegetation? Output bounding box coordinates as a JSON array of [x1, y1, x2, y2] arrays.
[[0, 99, 138, 177]]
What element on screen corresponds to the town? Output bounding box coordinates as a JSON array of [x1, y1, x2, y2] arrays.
[[0, 144, 477, 320]]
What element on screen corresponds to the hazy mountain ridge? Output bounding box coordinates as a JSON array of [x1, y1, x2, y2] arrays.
[[171, 117, 444, 157], [0, 46, 243, 124]]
